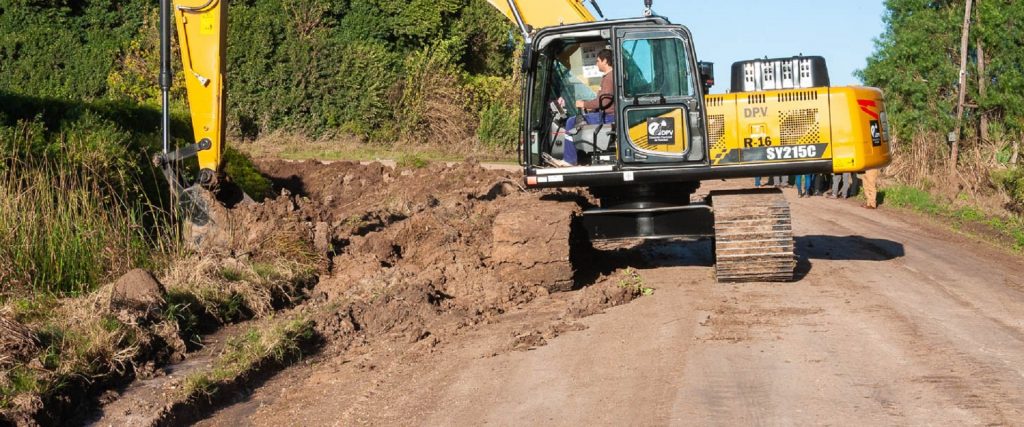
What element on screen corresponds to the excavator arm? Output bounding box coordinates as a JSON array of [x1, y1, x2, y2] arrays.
[[172, 0, 227, 186], [156, 0, 227, 195], [486, 0, 599, 35], [156, 0, 600, 195]]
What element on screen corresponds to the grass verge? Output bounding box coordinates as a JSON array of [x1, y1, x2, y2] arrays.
[[180, 317, 315, 399], [0, 256, 317, 424], [0, 155, 174, 298], [880, 184, 1024, 251]]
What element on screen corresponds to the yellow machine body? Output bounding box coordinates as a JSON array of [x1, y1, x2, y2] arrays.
[[483, 0, 890, 174], [172, 0, 227, 177], [486, 0, 595, 29], [705, 86, 891, 173]]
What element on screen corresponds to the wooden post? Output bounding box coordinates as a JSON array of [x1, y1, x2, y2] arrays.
[[952, 0, 974, 169], [976, 4, 989, 143]]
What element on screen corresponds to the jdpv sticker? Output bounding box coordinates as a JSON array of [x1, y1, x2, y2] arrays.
[[647, 117, 675, 145]]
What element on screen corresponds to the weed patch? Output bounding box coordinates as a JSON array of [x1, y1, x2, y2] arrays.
[[618, 268, 654, 297], [881, 184, 1024, 250], [397, 153, 430, 169]]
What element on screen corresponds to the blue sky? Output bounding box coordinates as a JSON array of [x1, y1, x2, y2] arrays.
[[590, 0, 887, 93]]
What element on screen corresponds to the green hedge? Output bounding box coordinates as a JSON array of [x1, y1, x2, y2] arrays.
[[1, 0, 519, 143]]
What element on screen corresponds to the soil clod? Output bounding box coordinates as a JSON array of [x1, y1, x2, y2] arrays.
[[110, 269, 167, 313]]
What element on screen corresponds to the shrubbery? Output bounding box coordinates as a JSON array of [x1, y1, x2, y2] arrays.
[[993, 167, 1024, 213], [859, 1, 1024, 210], [0, 0, 521, 296], [224, 0, 520, 143], [1, 0, 521, 144]]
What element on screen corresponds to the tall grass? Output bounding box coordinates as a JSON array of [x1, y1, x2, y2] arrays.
[[0, 154, 174, 297]]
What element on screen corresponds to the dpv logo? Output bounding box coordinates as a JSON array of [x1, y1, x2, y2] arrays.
[[744, 107, 768, 118]]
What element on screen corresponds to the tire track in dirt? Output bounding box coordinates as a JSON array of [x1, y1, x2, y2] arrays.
[[792, 196, 1024, 424]]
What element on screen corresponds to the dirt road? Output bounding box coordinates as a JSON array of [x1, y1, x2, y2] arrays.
[[197, 181, 1024, 426]]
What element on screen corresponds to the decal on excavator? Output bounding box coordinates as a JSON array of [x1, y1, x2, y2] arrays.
[[647, 117, 675, 145], [858, 99, 880, 119]]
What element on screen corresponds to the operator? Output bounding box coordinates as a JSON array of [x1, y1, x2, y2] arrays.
[[575, 49, 615, 114]]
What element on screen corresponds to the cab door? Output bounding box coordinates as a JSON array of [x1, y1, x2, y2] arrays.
[[615, 27, 708, 165]]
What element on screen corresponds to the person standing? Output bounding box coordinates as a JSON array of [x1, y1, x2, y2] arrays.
[[862, 168, 880, 209], [794, 174, 812, 197], [830, 173, 852, 199]]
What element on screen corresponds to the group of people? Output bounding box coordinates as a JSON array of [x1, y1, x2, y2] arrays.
[[755, 169, 880, 209]]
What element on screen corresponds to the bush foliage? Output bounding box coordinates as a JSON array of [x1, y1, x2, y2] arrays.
[[1, 0, 519, 143], [858, 0, 1024, 208], [0, 0, 520, 295]]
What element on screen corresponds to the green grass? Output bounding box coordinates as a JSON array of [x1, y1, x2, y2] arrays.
[[880, 184, 1024, 251], [181, 318, 314, 398], [0, 157, 172, 297], [0, 367, 43, 408], [396, 153, 430, 169], [219, 267, 245, 282], [222, 147, 273, 201]]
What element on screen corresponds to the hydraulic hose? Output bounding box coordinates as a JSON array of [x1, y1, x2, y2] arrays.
[[159, 0, 172, 157]]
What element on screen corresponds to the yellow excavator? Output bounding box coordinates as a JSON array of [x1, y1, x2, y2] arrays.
[[490, 0, 891, 282], [156, 0, 891, 282]]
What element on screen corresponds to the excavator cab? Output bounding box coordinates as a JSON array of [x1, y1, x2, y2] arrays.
[[523, 18, 711, 172]]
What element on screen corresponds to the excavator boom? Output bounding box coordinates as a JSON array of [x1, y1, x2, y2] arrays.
[[486, 0, 596, 32], [172, 0, 227, 186], [156, 0, 226, 195]]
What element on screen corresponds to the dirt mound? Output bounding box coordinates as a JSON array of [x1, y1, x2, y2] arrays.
[[110, 269, 166, 312], [192, 160, 601, 356], [191, 160, 522, 261], [83, 159, 650, 424]]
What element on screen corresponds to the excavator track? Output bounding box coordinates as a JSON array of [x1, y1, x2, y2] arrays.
[[710, 188, 796, 283]]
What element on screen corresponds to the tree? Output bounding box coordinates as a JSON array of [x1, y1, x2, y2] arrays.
[[859, 0, 1024, 161]]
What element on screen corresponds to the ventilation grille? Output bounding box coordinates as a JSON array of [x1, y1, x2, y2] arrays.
[[706, 96, 724, 107], [707, 114, 726, 151], [779, 109, 820, 145], [747, 94, 767, 104], [777, 91, 819, 103]]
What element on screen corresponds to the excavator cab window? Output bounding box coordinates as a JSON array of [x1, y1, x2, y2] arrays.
[[621, 37, 692, 99], [526, 36, 616, 168], [617, 32, 704, 163]]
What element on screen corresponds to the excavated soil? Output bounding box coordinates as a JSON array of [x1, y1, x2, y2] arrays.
[[233, 160, 637, 354], [83, 159, 650, 427], [119, 160, 645, 418], [193, 179, 1024, 426]]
